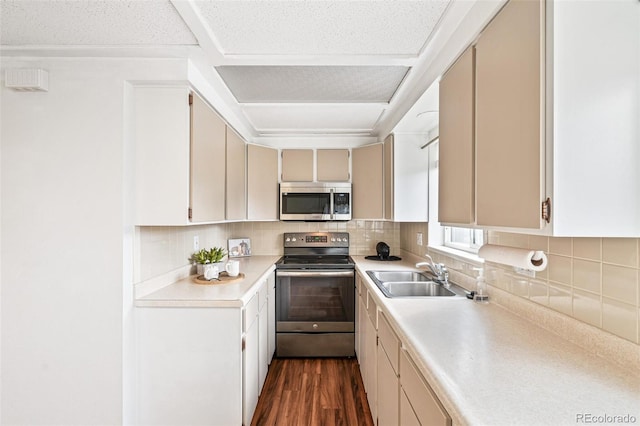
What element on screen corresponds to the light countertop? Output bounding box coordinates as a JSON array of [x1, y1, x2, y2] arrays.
[[135, 255, 280, 308], [353, 255, 640, 426], [136, 254, 639, 424]]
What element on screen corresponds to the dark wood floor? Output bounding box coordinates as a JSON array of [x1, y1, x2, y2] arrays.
[[251, 358, 374, 426]]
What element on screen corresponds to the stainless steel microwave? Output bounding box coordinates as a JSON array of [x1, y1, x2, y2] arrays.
[[279, 182, 352, 221]]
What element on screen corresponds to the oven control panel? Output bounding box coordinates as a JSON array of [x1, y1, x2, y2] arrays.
[[283, 232, 349, 248]]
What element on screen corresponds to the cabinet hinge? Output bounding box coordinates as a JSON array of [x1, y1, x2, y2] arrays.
[[188, 207, 193, 220], [242, 337, 246, 352], [188, 93, 193, 106], [541, 198, 551, 223]]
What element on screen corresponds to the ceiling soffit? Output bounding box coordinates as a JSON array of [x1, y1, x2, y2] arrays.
[[215, 65, 410, 103]]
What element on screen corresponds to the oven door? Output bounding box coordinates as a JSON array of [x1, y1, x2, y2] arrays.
[[276, 269, 355, 357], [276, 270, 355, 332]]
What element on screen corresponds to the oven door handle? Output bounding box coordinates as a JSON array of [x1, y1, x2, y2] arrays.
[[276, 270, 354, 278]]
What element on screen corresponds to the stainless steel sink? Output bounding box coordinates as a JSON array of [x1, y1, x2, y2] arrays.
[[367, 270, 432, 283], [366, 270, 465, 298], [381, 281, 456, 297]]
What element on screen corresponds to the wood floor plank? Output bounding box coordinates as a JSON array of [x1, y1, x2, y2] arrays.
[[251, 358, 374, 426]]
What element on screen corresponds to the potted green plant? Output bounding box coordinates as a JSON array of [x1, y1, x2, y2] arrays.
[[192, 247, 227, 275]]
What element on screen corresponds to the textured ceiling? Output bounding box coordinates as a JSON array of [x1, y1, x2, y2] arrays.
[[216, 66, 409, 103], [0, 0, 456, 142], [193, 0, 450, 55], [0, 0, 197, 45]]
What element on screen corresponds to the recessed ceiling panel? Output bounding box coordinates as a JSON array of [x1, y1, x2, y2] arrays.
[[216, 66, 409, 103], [194, 1, 451, 55], [243, 104, 385, 134], [0, 1, 197, 45]]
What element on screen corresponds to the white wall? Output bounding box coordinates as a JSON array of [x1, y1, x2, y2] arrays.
[[0, 57, 187, 424]]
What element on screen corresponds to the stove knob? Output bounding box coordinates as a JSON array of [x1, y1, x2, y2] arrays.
[[331, 238, 336, 242], [342, 238, 348, 242], [285, 237, 291, 242], [291, 237, 297, 242], [313, 323, 319, 329]]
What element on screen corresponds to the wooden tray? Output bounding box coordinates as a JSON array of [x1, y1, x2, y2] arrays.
[[193, 272, 245, 285]]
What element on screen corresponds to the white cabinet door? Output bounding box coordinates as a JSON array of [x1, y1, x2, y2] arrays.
[[267, 273, 276, 363], [363, 292, 378, 421], [242, 301, 260, 425], [258, 288, 269, 392], [136, 307, 242, 425], [550, 0, 640, 237], [392, 134, 429, 222], [134, 86, 190, 225]]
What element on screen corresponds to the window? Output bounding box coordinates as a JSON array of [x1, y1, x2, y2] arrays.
[[444, 226, 484, 253]]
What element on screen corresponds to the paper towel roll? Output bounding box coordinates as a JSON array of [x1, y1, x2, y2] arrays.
[[478, 244, 548, 272]]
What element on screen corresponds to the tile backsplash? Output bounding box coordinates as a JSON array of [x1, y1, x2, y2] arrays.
[[430, 231, 640, 344], [136, 220, 399, 282], [400, 222, 429, 258]]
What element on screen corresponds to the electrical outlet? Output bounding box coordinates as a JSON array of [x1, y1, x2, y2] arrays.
[[416, 232, 423, 246], [193, 236, 200, 251]]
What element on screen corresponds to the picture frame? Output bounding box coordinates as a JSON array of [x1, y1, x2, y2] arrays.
[[228, 238, 251, 258]]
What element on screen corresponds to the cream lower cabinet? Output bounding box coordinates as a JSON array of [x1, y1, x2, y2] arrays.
[[400, 348, 451, 426], [136, 274, 274, 426], [357, 276, 451, 426], [267, 273, 276, 363], [377, 312, 400, 426]]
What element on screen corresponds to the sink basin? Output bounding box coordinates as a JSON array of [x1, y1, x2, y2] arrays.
[[367, 270, 433, 283], [366, 270, 465, 298], [381, 282, 456, 297]]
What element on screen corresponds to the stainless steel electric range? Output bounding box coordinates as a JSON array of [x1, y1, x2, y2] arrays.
[[274, 232, 355, 357]]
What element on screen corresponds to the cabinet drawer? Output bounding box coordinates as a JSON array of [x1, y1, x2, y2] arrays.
[[243, 293, 259, 332], [378, 312, 400, 374], [400, 348, 451, 426]]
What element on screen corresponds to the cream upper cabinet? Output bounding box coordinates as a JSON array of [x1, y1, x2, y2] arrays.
[[475, 0, 545, 229], [383, 135, 394, 220], [225, 127, 246, 221], [352, 143, 384, 219], [440, 0, 639, 236], [317, 149, 350, 182], [134, 86, 226, 225], [281, 149, 313, 182], [247, 144, 279, 220], [438, 46, 475, 225], [189, 92, 227, 223]]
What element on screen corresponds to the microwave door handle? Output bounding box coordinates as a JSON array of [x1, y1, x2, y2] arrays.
[[330, 188, 334, 220]]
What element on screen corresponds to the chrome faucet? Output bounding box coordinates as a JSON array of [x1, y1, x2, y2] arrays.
[[416, 254, 449, 287]]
